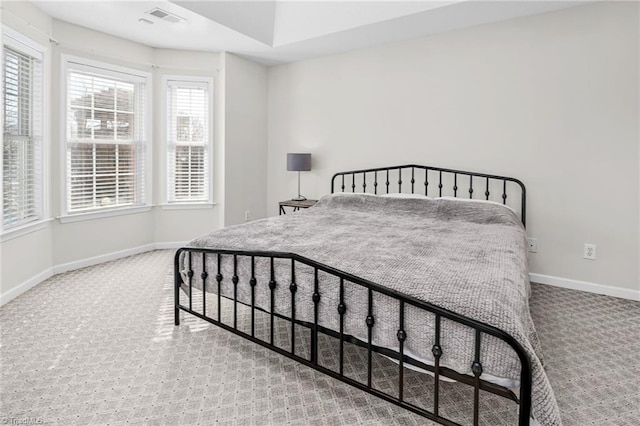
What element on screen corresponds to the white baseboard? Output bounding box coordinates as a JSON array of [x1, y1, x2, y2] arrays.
[[530, 273, 640, 301], [53, 243, 157, 274], [3, 250, 638, 307], [0, 267, 54, 306], [155, 241, 187, 249], [1, 242, 187, 306]]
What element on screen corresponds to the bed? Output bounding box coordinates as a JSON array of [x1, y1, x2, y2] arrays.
[[174, 164, 561, 426]]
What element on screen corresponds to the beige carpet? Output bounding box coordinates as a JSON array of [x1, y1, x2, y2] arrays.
[[1, 250, 638, 425]]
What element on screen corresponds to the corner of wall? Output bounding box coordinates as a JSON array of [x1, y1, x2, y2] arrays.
[[222, 52, 268, 226], [215, 52, 227, 229]]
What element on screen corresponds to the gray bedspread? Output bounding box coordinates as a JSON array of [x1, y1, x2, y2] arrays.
[[181, 193, 561, 425]]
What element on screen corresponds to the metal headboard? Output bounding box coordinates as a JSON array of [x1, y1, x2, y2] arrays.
[[331, 164, 527, 226]]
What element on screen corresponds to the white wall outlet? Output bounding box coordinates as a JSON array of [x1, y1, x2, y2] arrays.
[[244, 210, 251, 221], [584, 243, 596, 260], [527, 238, 537, 253]]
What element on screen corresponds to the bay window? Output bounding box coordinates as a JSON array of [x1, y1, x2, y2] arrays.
[[165, 78, 211, 204], [63, 57, 150, 216], [2, 29, 44, 232]]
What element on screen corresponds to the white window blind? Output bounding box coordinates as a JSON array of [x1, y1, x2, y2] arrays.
[[2, 42, 43, 230], [166, 80, 210, 203], [65, 62, 148, 214]]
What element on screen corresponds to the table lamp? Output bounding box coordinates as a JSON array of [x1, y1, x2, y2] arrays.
[[287, 153, 311, 201]]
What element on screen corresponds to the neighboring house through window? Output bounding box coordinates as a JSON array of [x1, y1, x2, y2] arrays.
[[165, 78, 212, 204], [2, 28, 44, 232], [63, 56, 150, 216]]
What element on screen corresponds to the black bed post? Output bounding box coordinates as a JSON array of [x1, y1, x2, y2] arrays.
[[174, 249, 182, 326], [518, 351, 533, 426], [521, 186, 527, 227]]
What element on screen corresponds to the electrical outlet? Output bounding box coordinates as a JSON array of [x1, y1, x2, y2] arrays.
[[244, 210, 251, 221], [584, 243, 596, 260], [527, 238, 537, 253]]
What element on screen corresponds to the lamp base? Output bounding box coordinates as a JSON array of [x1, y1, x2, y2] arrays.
[[291, 196, 307, 201]]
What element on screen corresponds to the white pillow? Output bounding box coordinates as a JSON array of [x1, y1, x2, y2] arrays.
[[380, 193, 431, 200], [436, 196, 516, 213]]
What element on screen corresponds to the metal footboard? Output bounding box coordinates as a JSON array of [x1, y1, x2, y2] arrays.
[[174, 248, 532, 426]]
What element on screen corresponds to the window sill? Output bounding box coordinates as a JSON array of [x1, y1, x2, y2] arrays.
[[159, 202, 216, 210], [0, 218, 53, 243], [58, 205, 152, 224]]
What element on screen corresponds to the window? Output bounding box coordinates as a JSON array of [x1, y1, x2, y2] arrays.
[[64, 57, 150, 215], [2, 30, 44, 231], [166, 78, 211, 203]]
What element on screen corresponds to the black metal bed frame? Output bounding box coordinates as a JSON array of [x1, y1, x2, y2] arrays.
[[331, 164, 526, 226], [175, 164, 531, 426]]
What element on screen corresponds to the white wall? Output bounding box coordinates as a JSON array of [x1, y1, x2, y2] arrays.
[[152, 48, 222, 243], [1, 7, 267, 303], [2, 1, 637, 303], [1, 1, 55, 301], [223, 52, 268, 226], [48, 20, 158, 266], [267, 2, 640, 297]]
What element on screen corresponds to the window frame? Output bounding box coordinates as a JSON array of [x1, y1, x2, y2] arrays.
[[1, 26, 49, 239], [161, 74, 214, 208], [59, 54, 152, 223]]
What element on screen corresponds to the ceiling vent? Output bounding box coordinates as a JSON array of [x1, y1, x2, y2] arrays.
[[146, 8, 185, 24]]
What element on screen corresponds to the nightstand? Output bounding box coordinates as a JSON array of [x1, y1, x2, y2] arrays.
[[279, 199, 318, 215]]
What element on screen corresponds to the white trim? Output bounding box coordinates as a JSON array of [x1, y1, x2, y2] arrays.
[[4, 248, 638, 307], [0, 241, 187, 306], [2, 26, 49, 234], [3, 26, 44, 60], [155, 241, 188, 249], [159, 202, 216, 210], [166, 78, 210, 89], [57, 205, 152, 223], [530, 273, 640, 301], [41, 29, 51, 225], [53, 243, 157, 274], [143, 66, 154, 212], [59, 54, 153, 218], [0, 267, 53, 306], [64, 54, 150, 82], [161, 74, 214, 205], [0, 218, 52, 242], [52, 241, 187, 275], [58, 53, 67, 219], [0, 241, 189, 306]]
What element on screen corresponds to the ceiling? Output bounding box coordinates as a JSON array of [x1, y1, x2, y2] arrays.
[[32, 0, 590, 66]]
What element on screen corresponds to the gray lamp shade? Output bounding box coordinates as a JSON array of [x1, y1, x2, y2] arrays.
[[287, 153, 312, 172]]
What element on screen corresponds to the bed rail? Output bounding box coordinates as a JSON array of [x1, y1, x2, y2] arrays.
[[175, 247, 532, 426], [331, 164, 527, 226]]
